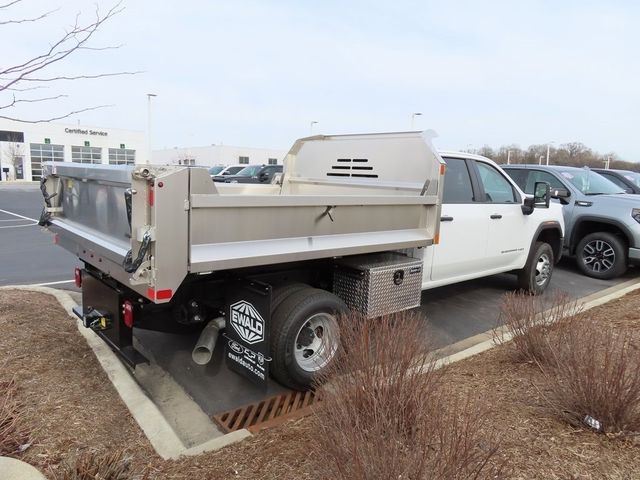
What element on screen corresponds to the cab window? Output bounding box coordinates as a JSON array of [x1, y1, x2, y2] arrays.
[[442, 158, 474, 203], [476, 162, 517, 203]]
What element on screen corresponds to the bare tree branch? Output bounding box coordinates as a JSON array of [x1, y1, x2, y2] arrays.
[[7, 71, 142, 83], [0, 0, 22, 10], [0, 104, 114, 123], [0, 93, 67, 110], [0, 8, 56, 26], [0, 1, 141, 123], [3, 85, 49, 92]]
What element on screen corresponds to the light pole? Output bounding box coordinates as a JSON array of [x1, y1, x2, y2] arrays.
[[146, 93, 157, 164], [507, 150, 512, 165], [411, 112, 422, 129], [310, 121, 318, 135], [545, 141, 555, 165], [539, 155, 544, 165]]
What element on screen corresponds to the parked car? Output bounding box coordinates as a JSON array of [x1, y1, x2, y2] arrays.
[[211, 165, 245, 181], [592, 168, 640, 194], [222, 164, 283, 184], [208, 165, 226, 177], [503, 164, 640, 279]]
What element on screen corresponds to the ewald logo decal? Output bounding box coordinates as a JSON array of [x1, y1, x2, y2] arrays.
[[230, 300, 264, 345]]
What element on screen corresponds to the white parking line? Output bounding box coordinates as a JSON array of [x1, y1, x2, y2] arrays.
[[0, 224, 37, 229], [29, 280, 75, 287], [0, 208, 38, 222], [0, 219, 32, 222]]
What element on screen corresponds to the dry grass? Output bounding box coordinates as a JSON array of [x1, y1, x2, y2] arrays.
[[494, 290, 581, 366], [539, 318, 640, 436], [49, 449, 137, 480], [312, 311, 504, 480], [4, 288, 640, 478], [0, 378, 31, 456]]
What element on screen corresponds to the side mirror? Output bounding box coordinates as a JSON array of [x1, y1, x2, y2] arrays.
[[550, 187, 570, 199], [533, 181, 550, 208], [550, 187, 571, 204], [258, 172, 269, 182], [522, 181, 551, 215]]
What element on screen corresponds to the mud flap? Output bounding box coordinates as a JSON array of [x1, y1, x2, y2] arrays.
[[81, 271, 146, 368], [224, 279, 272, 388]]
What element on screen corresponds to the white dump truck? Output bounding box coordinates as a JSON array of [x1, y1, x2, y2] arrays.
[[39, 131, 563, 390]]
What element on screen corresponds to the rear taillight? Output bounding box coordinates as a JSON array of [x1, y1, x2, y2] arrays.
[[122, 300, 134, 328], [74, 268, 82, 288]]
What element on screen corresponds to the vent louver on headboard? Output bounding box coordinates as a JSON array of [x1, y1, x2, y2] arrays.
[[327, 158, 378, 178]]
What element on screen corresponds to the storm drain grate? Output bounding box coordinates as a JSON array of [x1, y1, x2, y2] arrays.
[[213, 390, 318, 433]]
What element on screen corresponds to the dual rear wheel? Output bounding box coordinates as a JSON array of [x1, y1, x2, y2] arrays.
[[269, 284, 347, 390]]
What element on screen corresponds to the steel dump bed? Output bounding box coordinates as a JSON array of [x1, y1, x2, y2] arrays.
[[42, 131, 444, 303]]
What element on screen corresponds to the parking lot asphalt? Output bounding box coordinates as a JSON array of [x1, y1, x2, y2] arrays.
[[0, 184, 79, 287], [1, 183, 636, 415]]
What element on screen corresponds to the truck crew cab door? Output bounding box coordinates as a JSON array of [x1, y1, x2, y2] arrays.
[[473, 160, 529, 270], [427, 157, 489, 285]]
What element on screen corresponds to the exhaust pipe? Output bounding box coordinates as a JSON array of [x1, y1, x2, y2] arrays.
[[192, 317, 226, 365]]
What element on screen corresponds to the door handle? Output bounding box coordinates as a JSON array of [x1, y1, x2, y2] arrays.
[[440, 216, 454, 222], [490, 214, 502, 219]]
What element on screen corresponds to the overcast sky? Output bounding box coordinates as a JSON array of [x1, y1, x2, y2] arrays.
[[2, 0, 639, 159]]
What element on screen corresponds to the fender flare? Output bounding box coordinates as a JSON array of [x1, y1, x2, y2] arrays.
[[526, 221, 564, 265], [569, 216, 634, 254]]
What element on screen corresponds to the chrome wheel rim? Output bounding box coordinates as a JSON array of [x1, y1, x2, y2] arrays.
[[582, 240, 615, 273], [294, 313, 339, 372], [535, 252, 552, 286]]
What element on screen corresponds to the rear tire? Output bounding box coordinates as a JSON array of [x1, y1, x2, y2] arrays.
[[517, 241, 554, 295], [270, 283, 309, 313], [270, 288, 347, 390], [575, 232, 627, 279]]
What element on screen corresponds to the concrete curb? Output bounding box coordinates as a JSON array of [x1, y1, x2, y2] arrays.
[[0, 286, 252, 460], [0, 457, 46, 480], [430, 277, 640, 369]]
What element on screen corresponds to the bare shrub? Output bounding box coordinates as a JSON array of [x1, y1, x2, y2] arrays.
[[539, 319, 640, 435], [50, 449, 134, 480], [312, 311, 503, 480], [494, 290, 581, 366], [0, 379, 31, 456]]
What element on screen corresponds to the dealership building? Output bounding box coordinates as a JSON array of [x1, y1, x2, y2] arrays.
[[0, 119, 146, 181], [0, 119, 286, 181]]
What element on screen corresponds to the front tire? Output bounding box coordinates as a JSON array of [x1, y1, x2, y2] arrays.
[[517, 241, 554, 295], [575, 232, 627, 280], [270, 288, 347, 390]]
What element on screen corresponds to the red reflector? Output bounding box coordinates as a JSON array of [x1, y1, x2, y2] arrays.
[[74, 268, 82, 288], [122, 300, 134, 328], [147, 288, 155, 300], [156, 289, 172, 300], [148, 187, 154, 206]]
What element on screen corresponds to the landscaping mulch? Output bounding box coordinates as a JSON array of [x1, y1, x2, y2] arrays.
[[1, 288, 640, 479]]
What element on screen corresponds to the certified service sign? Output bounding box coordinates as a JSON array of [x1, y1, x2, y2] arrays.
[[230, 300, 264, 345]]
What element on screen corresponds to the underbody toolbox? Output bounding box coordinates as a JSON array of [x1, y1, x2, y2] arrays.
[[333, 253, 423, 318]]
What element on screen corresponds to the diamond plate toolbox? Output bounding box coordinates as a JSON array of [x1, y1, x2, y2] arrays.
[[333, 253, 423, 318]]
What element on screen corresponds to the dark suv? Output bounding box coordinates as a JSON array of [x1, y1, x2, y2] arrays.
[[592, 169, 640, 194], [222, 164, 283, 184]]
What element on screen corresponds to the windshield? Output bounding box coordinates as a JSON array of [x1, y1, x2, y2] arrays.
[[559, 168, 625, 195], [208, 166, 224, 175], [620, 170, 640, 188], [236, 165, 261, 176]]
